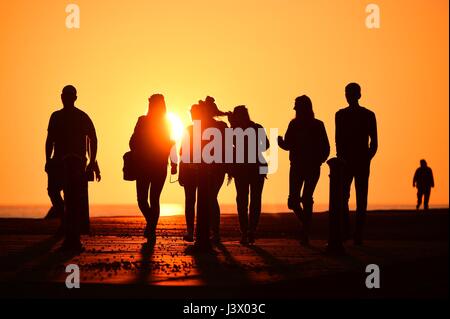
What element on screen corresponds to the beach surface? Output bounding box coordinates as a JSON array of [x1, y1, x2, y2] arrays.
[[0, 209, 448, 299]]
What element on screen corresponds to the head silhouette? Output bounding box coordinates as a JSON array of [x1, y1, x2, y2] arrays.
[[294, 95, 314, 121], [232, 105, 251, 126], [190, 104, 201, 121], [61, 85, 77, 108], [148, 94, 166, 118], [420, 159, 427, 168], [345, 83, 362, 105]]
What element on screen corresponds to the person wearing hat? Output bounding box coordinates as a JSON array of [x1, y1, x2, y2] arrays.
[[228, 105, 269, 244], [278, 95, 330, 245], [191, 96, 229, 252]]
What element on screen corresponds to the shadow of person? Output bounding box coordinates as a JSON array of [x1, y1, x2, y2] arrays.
[[12, 247, 80, 283], [135, 242, 155, 285], [246, 244, 286, 269], [0, 235, 62, 274], [184, 243, 251, 288]]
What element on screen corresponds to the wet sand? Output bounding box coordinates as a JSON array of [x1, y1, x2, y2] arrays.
[[0, 209, 448, 299]]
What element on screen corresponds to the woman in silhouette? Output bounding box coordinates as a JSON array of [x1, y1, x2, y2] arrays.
[[228, 105, 269, 245], [278, 95, 330, 245], [179, 104, 201, 242], [130, 94, 177, 244]]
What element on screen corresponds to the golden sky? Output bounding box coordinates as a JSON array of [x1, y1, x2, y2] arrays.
[[0, 0, 448, 209]]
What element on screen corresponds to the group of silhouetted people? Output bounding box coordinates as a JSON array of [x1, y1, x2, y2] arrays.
[[44, 83, 434, 253]]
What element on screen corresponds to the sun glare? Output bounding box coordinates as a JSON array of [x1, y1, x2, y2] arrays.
[[166, 112, 184, 143]]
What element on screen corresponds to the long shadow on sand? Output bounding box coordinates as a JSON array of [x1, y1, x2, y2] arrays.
[[0, 235, 62, 273], [187, 243, 252, 286]]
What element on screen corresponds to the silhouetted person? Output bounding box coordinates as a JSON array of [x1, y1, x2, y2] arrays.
[[228, 105, 269, 245], [192, 96, 228, 252], [335, 83, 378, 245], [179, 104, 202, 242], [278, 95, 330, 245], [45, 85, 99, 252], [130, 94, 177, 245], [205, 98, 229, 245], [413, 159, 434, 210]]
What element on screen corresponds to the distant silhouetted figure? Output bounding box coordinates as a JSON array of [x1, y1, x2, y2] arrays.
[[335, 83, 378, 245], [278, 95, 330, 245], [413, 159, 434, 210], [45, 85, 99, 252], [130, 94, 177, 245], [228, 105, 269, 245], [179, 104, 202, 242]]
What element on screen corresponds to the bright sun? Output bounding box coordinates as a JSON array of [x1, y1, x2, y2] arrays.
[[166, 112, 184, 143]]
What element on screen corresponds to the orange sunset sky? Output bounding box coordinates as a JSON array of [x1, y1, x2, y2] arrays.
[[0, 0, 448, 210]]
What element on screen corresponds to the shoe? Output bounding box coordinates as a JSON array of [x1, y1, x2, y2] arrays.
[[248, 232, 255, 244], [211, 235, 221, 246], [183, 234, 194, 242], [240, 235, 249, 245]]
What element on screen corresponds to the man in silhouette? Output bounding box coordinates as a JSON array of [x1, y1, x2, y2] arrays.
[[335, 83, 378, 245], [46, 85, 98, 251], [413, 159, 434, 210]]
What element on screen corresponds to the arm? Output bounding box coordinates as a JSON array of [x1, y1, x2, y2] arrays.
[[335, 112, 342, 158], [45, 115, 55, 172], [430, 169, 435, 188], [413, 169, 418, 187], [369, 112, 378, 159], [129, 117, 142, 151], [278, 121, 293, 151], [87, 119, 98, 164], [320, 122, 330, 163], [45, 135, 53, 161], [258, 124, 270, 152]]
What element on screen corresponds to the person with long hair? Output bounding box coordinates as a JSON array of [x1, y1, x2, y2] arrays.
[[130, 94, 177, 245], [228, 105, 269, 245], [179, 104, 202, 242], [278, 95, 330, 245]]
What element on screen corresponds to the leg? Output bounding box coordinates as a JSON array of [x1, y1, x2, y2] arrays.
[[210, 171, 225, 241], [288, 164, 302, 213], [248, 175, 265, 243], [46, 162, 65, 221], [423, 188, 431, 210], [195, 168, 212, 249], [300, 166, 321, 244], [184, 183, 197, 237], [235, 176, 250, 236], [416, 188, 423, 209], [148, 170, 167, 236], [62, 157, 86, 250], [136, 177, 151, 225], [341, 164, 354, 240], [354, 162, 370, 244]]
